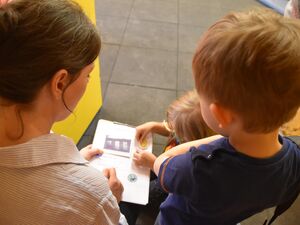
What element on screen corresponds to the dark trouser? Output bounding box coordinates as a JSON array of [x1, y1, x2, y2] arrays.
[[119, 201, 141, 225], [120, 172, 167, 225]]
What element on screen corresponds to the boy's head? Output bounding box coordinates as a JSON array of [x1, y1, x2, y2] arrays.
[[166, 90, 215, 143], [193, 8, 300, 133]]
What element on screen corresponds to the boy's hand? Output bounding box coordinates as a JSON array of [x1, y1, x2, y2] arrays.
[[133, 150, 157, 170], [103, 168, 124, 203], [135, 122, 156, 142], [79, 144, 103, 161]]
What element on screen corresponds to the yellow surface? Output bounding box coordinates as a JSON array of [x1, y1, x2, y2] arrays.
[[52, 0, 102, 144]]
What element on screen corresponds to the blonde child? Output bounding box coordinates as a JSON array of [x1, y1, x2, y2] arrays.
[[133, 90, 214, 170], [154, 8, 300, 225], [120, 90, 214, 225]]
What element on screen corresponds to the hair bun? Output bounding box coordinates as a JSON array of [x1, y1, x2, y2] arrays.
[[0, 3, 19, 41]]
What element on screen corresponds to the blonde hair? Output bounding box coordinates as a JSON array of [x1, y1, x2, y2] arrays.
[[167, 90, 214, 142], [193, 8, 300, 133]]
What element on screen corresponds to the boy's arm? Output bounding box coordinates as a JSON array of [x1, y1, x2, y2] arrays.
[[153, 135, 222, 175]]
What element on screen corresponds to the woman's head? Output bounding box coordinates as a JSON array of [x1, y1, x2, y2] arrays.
[[166, 90, 215, 143], [0, 0, 101, 106]]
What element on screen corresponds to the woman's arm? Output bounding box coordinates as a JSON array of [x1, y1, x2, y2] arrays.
[[153, 135, 222, 175]]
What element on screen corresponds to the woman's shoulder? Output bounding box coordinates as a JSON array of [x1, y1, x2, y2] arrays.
[[52, 163, 112, 200], [40, 163, 120, 224]]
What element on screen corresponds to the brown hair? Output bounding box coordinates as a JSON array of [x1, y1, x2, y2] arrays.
[[193, 8, 300, 133], [167, 90, 215, 142], [0, 0, 101, 104]]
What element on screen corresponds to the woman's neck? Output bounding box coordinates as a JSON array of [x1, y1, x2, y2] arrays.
[[0, 104, 53, 147], [229, 129, 282, 158]]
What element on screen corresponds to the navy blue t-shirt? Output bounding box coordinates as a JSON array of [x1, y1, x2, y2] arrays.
[[157, 136, 300, 225]]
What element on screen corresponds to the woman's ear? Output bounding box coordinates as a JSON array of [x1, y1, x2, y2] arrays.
[[50, 69, 70, 100], [209, 103, 234, 129]]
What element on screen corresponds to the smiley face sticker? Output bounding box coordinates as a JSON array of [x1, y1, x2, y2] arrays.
[[138, 138, 148, 150], [128, 173, 138, 183]]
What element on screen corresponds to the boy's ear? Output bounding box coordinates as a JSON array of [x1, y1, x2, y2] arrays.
[[50, 69, 70, 99], [209, 103, 233, 129]]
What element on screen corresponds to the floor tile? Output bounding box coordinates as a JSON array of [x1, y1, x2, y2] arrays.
[[178, 52, 195, 91], [153, 134, 169, 147], [77, 135, 94, 150], [95, 0, 133, 18], [97, 16, 128, 44], [123, 20, 177, 51], [178, 24, 206, 53], [101, 80, 109, 100], [289, 136, 300, 145], [100, 44, 120, 97], [152, 143, 166, 157], [130, 0, 178, 23], [219, 0, 263, 11], [242, 195, 300, 225], [179, 0, 221, 7], [179, 1, 226, 27], [83, 112, 100, 136], [111, 46, 177, 89], [98, 83, 177, 126], [177, 90, 186, 99]]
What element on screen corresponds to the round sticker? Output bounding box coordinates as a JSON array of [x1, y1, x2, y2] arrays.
[[138, 138, 148, 149], [128, 173, 138, 183]]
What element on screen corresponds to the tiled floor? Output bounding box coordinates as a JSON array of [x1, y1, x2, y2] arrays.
[[78, 0, 300, 224]]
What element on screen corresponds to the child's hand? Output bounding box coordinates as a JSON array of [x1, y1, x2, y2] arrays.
[[133, 150, 157, 170], [135, 122, 156, 142]]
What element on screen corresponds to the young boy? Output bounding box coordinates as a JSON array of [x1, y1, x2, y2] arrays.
[[153, 8, 300, 225]]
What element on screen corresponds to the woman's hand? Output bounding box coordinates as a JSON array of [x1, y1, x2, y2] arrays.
[[79, 144, 103, 161], [103, 168, 124, 203], [133, 150, 157, 170]]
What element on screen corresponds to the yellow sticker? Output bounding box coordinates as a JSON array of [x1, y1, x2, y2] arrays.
[[139, 139, 148, 149]]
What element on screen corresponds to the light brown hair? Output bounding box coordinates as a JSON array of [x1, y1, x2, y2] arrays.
[[193, 8, 300, 133], [167, 90, 215, 142], [0, 0, 101, 105]]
